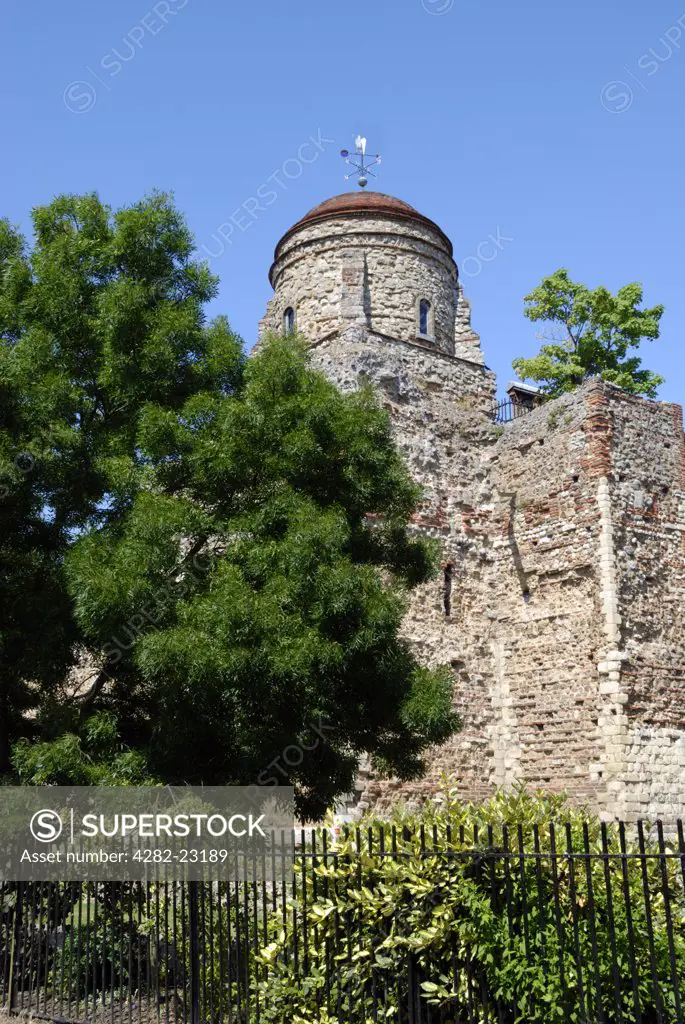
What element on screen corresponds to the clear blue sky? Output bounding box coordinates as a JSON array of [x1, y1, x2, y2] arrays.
[[2, 0, 683, 401]]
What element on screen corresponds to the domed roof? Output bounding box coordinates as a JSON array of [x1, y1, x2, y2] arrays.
[[273, 191, 453, 258]]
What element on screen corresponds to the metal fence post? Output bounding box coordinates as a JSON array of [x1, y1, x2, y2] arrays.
[[188, 881, 200, 1024], [407, 952, 417, 1024], [6, 882, 22, 1015]]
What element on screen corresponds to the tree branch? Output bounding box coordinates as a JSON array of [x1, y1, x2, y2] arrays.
[[77, 667, 112, 720]]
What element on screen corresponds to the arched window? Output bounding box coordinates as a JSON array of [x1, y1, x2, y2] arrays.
[[284, 307, 295, 335], [419, 298, 431, 337]]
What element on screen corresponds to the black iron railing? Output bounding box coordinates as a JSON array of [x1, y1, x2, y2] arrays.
[[0, 821, 684, 1023], [490, 398, 536, 424]]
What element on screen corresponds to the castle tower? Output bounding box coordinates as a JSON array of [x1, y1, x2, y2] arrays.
[[260, 191, 685, 822], [260, 190, 501, 812], [260, 191, 483, 364]]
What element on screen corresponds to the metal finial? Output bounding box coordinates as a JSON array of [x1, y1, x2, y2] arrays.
[[340, 135, 381, 189]]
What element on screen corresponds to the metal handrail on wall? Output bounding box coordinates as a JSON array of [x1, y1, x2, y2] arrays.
[[490, 398, 537, 425]]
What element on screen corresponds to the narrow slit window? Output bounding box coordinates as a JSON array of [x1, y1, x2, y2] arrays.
[[284, 307, 295, 335], [419, 299, 431, 336], [443, 564, 453, 617]]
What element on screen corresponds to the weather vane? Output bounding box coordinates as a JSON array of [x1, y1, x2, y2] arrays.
[[340, 136, 381, 188]]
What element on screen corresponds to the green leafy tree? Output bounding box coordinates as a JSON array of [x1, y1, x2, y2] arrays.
[[513, 269, 665, 399], [2, 193, 458, 816], [1, 190, 241, 773], [55, 337, 457, 818]]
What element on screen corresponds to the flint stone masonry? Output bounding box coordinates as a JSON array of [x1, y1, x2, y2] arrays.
[[260, 193, 483, 361], [260, 191, 685, 821]]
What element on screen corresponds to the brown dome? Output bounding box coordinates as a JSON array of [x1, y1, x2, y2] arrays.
[[273, 191, 453, 259]]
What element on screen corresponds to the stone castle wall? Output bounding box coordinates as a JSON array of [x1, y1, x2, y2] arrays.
[[602, 392, 685, 819], [306, 324, 500, 814], [260, 196, 685, 822], [482, 385, 610, 805], [336, 374, 685, 822], [354, 381, 616, 815]]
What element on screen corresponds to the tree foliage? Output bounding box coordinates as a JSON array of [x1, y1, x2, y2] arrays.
[[1, 191, 240, 772], [513, 269, 665, 399], [1, 192, 458, 815], [56, 337, 456, 818]]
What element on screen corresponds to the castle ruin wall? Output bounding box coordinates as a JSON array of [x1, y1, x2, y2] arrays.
[[259, 193, 685, 821]]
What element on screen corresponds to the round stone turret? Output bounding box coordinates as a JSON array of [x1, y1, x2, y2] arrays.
[[260, 191, 482, 361]]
